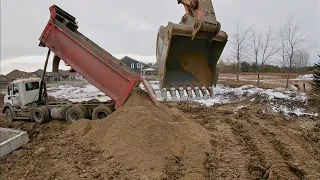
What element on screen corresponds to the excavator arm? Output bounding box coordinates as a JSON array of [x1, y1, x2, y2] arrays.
[[156, 0, 228, 101]]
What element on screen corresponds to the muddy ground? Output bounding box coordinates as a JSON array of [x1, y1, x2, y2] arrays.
[[1, 101, 320, 180]]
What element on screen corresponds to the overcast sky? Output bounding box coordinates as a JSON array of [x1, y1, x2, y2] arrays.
[[1, 0, 319, 74]]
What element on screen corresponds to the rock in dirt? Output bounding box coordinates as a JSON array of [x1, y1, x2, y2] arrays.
[[34, 147, 46, 155], [68, 88, 211, 179]]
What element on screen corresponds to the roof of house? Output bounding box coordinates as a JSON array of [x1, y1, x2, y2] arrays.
[[58, 69, 70, 76], [6, 69, 29, 80], [33, 69, 47, 77], [33, 69, 67, 77], [0, 74, 9, 81], [47, 72, 61, 77]]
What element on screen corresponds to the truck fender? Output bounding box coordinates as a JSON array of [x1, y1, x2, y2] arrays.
[[3, 102, 17, 117]]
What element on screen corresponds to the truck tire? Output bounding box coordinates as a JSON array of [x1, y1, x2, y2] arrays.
[[66, 105, 88, 123], [5, 108, 14, 122], [92, 105, 113, 120], [33, 107, 51, 124]]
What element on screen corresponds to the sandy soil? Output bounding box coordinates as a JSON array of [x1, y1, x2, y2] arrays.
[[1, 91, 319, 179]]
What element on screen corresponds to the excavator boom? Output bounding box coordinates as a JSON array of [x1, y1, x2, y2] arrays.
[[157, 0, 228, 101]]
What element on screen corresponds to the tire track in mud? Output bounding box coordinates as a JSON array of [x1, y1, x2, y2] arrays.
[[204, 117, 251, 179], [169, 103, 320, 179], [246, 117, 320, 179], [174, 103, 252, 179], [224, 107, 307, 179], [179, 105, 269, 179]]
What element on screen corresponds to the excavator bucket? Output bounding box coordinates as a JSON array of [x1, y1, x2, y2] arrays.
[[156, 22, 228, 101]]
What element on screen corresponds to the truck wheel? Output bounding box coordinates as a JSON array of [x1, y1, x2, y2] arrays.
[[66, 105, 87, 123], [33, 107, 51, 124], [5, 108, 14, 122], [92, 105, 113, 120]]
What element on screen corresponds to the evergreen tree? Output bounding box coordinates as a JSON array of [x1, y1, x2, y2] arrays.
[[312, 54, 320, 93]]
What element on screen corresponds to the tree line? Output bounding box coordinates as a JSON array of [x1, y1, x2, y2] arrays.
[[218, 59, 315, 74], [222, 15, 314, 88]]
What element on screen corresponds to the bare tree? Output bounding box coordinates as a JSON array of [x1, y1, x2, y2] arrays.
[[259, 28, 278, 82], [229, 22, 252, 82], [292, 50, 310, 72], [278, 16, 307, 89], [249, 27, 262, 82], [250, 27, 278, 85]]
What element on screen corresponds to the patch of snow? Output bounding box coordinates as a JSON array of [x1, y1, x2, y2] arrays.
[[298, 74, 314, 80], [47, 84, 107, 100], [147, 81, 315, 117], [82, 85, 100, 93], [47, 80, 316, 118], [263, 90, 290, 100]]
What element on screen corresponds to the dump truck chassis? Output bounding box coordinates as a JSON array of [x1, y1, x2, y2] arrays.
[[3, 100, 116, 124]]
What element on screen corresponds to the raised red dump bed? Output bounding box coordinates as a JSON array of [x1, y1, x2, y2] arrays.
[[39, 5, 157, 109]]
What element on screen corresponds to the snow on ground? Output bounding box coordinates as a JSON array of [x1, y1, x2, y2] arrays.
[[48, 81, 317, 118], [292, 74, 314, 81], [47, 84, 107, 102]]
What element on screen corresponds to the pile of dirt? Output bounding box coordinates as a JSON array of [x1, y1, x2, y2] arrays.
[[68, 88, 211, 179], [0, 118, 150, 179]]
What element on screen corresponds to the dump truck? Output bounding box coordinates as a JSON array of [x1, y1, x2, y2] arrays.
[[2, 5, 157, 124], [2, 1, 227, 123]]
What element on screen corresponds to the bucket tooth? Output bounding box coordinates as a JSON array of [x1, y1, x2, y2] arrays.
[[208, 87, 215, 99], [161, 88, 168, 102], [194, 87, 202, 100], [187, 87, 194, 100], [170, 87, 179, 102], [178, 87, 187, 101], [201, 86, 209, 100]]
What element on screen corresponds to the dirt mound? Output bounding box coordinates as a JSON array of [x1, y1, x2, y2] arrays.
[[68, 89, 211, 179], [0, 119, 135, 180]]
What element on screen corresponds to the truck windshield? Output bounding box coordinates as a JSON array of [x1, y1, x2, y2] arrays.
[[25, 82, 40, 91]]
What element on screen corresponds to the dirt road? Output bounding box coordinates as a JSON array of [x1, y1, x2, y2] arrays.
[[1, 100, 320, 179]]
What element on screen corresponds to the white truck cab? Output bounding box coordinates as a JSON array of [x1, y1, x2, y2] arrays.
[[3, 78, 43, 122], [4, 78, 41, 108]]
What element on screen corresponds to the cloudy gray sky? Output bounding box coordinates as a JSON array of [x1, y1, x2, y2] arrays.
[[1, 0, 319, 74]]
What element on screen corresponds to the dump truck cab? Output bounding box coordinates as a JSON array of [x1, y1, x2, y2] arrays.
[[3, 78, 41, 108], [3, 78, 43, 122]]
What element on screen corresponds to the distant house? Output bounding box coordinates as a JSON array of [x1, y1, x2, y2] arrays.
[[47, 72, 62, 82], [120, 56, 148, 74], [0, 75, 9, 93], [142, 68, 157, 76], [6, 69, 29, 81], [58, 70, 70, 81], [29, 69, 73, 83], [69, 68, 83, 81], [141, 67, 158, 80]]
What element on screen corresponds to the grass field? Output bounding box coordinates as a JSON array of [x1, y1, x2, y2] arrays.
[[218, 73, 313, 91]]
